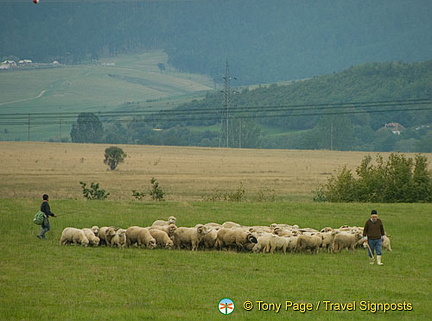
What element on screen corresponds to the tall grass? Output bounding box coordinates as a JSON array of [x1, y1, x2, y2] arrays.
[[0, 199, 430, 320]]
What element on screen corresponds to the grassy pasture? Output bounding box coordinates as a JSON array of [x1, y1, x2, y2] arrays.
[[0, 142, 431, 320], [0, 199, 431, 320]]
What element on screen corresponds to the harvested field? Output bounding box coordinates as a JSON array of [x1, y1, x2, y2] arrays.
[[2, 142, 430, 201]]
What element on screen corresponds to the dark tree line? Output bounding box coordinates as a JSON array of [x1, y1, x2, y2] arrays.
[[2, 0, 432, 85]]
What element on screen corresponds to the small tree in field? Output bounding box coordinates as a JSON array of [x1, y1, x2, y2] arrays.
[[149, 177, 165, 201], [104, 146, 127, 170]]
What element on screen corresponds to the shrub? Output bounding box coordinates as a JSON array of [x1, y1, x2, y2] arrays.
[[314, 153, 432, 203], [149, 177, 165, 201], [80, 182, 110, 200]]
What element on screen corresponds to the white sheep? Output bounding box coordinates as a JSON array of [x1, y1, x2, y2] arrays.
[[252, 233, 273, 253], [296, 233, 322, 254], [82, 228, 100, 246], [149, 224, 177, 239], [148, 228, 174, 249], [126, 226, 157, 249], [172, 224, 208, 251], [221, 221, 241, 229], [332, 232, 362, 253], [216, 228, 258, 252], [320, 231, 336, 253], [269, 234, 290, 253], [152, 216, 177, 226], [60, 227, 89, 247], [200, 227, 219, 249], [98, 226, 116, 246], [111, 229, 127, 248]]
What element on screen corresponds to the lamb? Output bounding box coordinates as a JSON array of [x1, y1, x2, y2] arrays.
[[332, 232, 362, 253], [172, 225, 209, 251], [126, 226, 157, 249], [82, 228, 100, 246], [296, 234, 322, 254], [98, 226, 116, 246], [148, 228, 174, 249], [60, 227, 89, 246], [216, 228, 258, 252], [152, 216, 177, 226], [111, 229, 127, 248]]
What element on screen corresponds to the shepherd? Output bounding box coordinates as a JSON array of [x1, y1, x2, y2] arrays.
[[363, 210, 386, 265], [37, 194, 57, 240]]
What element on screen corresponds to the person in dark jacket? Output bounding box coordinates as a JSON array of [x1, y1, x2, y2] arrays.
[[363, 210, 385, 265], [38, 194, 57, 239]]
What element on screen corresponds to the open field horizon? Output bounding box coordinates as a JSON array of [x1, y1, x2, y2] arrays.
[[1, 141, 431, 202]]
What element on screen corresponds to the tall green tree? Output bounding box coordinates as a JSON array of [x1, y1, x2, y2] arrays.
[[103, 146, 127, 170], [71, 113, 104, 143]]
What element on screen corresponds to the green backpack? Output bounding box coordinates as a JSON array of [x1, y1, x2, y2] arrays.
[[33, 211, 46, 225]]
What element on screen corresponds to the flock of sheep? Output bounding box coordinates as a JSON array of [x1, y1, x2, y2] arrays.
[[59, 216, 392, 254]]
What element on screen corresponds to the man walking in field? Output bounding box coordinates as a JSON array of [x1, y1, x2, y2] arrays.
[[363, 210, 385, 265], [37, 194, 57, 240]]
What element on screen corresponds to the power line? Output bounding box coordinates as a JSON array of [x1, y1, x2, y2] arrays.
[[0, 98, 430, 126]]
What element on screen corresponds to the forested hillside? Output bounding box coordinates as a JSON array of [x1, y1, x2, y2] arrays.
[[105, 60, 432, 152], [1, 0, 431, 84]]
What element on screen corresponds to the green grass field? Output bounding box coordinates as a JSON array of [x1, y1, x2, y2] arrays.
[[1, 199, 430, 320], [0, 51, 213, 142]]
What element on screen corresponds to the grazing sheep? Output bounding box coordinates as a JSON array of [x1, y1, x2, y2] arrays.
[[126, 226, 157, 249], [269, 234, 290, 253], [332, 232, 362, 253], [60, 227, 89, 247], [216, 228, 258, 252], [82, 228, 100, 246], [273, 227, 294, 237], [98, 226, 116, 246], [320, 232, 336, 253], [148, 229, 174, 249], [111, 229, 127, 248], [221, 221, 241, 229], [296, 234, 322, 254], [172, 224, 209, 251], [91, 226, 100, 236], [149, 224, 177, 239], [252, 233, 273, 253], [152, 216, 177, 226], [200, 227, 218, 250]]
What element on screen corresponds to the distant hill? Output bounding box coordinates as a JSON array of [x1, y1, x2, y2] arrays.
[[1, 0, 431, 85], [0, 52, 213, 142], [121, 60, 432, 152]]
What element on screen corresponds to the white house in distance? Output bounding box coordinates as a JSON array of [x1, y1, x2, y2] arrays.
[[384, 122, 406, 135], [0, 60, 17, 69]]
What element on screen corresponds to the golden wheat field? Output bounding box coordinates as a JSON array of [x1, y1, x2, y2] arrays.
[[1, 142, 431, 201]]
